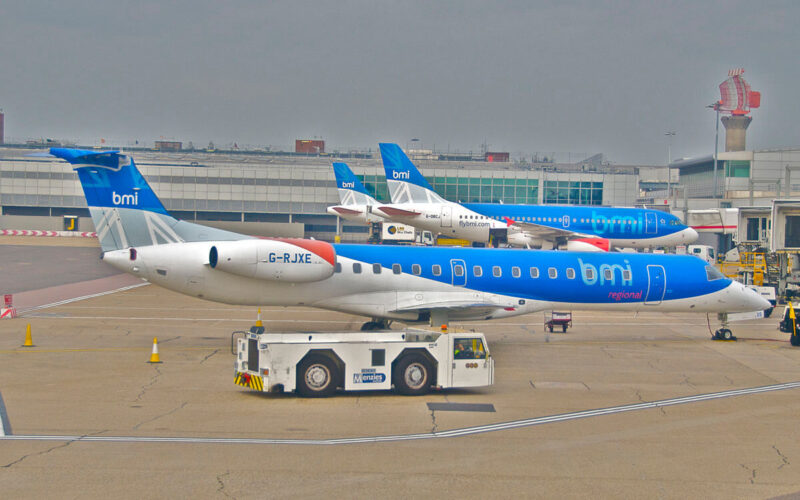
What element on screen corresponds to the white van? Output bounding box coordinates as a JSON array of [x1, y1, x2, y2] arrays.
[[688, 244, 716, 264]]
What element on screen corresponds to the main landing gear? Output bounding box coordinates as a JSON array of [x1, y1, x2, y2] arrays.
[[711, 313, 737, 341], [360, 318, 392, 331]]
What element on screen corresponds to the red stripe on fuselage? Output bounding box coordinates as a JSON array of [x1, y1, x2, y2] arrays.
[[255, 237, 336, 266]]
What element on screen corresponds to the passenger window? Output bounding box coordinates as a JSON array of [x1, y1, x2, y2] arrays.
[[373, 263, 382, 274], [392, 263, 402, 274], [493, 266, 502, 277], [585, 268, 594, 281], [454, 337, 487, 359], [433, 265, 441, 276], [454, 265, 464, 277], [334, 262, 342, 273], [530, 267, 539, 278], [604, 268, 613, 280], [473, 265, 483, 277], [352, 263, 362, 274], [566, 268, 575, 279], [512, 266, 521, 278], [622, 270, 631, 281], [412, 264, 421, 275], [548, 267, 557, 279]]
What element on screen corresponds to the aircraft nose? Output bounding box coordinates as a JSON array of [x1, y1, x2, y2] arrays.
[[682, 227, 699, 243], [730, 282, 771, 312]]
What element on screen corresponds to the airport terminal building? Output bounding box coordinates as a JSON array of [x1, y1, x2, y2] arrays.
[[0, 146, 645, 242]]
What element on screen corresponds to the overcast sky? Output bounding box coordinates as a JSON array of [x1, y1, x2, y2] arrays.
[[1, 1, 797, 164]]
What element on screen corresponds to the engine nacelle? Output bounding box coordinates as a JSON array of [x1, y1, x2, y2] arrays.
[[565, 238, 610, 252], [209, 238, 336, 283], [507, 231, 546, 249]]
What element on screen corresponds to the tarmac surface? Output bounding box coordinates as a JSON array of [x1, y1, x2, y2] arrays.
[[1, 236, 800, 498]]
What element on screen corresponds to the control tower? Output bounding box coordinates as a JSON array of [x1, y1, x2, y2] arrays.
[[716, 69, 760, 151]]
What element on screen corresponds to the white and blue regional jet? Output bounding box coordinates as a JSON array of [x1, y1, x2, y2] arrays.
[[371, 143, 698, 250], [50, 148, 766, 333]]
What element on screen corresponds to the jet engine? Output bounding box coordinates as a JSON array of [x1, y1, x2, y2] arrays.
[[506, 229, 550, 249], [565, 238, 610, 252], [209, 238, 336, 282]]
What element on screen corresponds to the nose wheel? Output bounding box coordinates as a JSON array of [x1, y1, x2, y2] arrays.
[[711, 313, 737, 341]]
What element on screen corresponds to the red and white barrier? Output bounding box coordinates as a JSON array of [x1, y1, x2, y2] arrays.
[[0, 229, 97, 238], [0, 307, 17, 319]]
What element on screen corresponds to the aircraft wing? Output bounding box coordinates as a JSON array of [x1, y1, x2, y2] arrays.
[[504, 217, 583, 239], [393, 291, 505, 313], [504, 218, 609, 251]]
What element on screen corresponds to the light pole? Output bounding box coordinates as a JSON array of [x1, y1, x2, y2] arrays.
[[665, 131, 675, 198], [707, 102, 721, 198]]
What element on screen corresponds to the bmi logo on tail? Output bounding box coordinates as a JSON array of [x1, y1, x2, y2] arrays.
[[112, 191, 139, 206]]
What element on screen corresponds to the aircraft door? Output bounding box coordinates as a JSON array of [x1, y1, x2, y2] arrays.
[[645, 265, 666, 305], [441, 206, 452, 228], [645, 212, 658, 234], [450, 259, 466, 287], [451, 336, 491, 388]]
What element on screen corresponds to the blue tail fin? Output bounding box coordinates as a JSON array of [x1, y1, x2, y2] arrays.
[[333, 162, 370, 195], [332, 162, 380, 206], [51, 148, 245, 251], [50, 148, 169, 215], [378, 143, 445, 204]]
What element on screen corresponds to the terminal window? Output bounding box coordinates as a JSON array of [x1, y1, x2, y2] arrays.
[[785, 216, 800, 248], [543, 181, 602, 205]]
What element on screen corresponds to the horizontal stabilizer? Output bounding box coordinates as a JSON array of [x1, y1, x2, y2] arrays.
[[329, 206, 363, 215], [376, 206, 421, 217], [50, 148, 123, 169]]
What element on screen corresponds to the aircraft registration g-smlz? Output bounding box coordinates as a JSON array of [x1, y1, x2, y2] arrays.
[[49, 148, 767, 335], [373, 143, 698, 250]]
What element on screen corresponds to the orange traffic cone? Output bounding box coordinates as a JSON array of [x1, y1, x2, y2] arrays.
[[255, 308, 263, 328], [22, 323, 35, 347], [148, 337, 162, 363]]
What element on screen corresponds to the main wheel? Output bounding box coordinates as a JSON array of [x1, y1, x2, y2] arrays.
[[394, 354, 432, 396], [721, 329, 733, 340], [296, 355, 338, 397]]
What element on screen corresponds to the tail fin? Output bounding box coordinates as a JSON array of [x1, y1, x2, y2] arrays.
[[332, 162, 379, 206], [51, 148, 244, 251], [378, 143, 446, 204]]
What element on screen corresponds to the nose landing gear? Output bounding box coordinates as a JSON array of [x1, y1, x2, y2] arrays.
[[711, 313, 737, 341]]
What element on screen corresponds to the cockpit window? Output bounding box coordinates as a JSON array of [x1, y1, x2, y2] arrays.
[[706, 265, 724, 281]]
